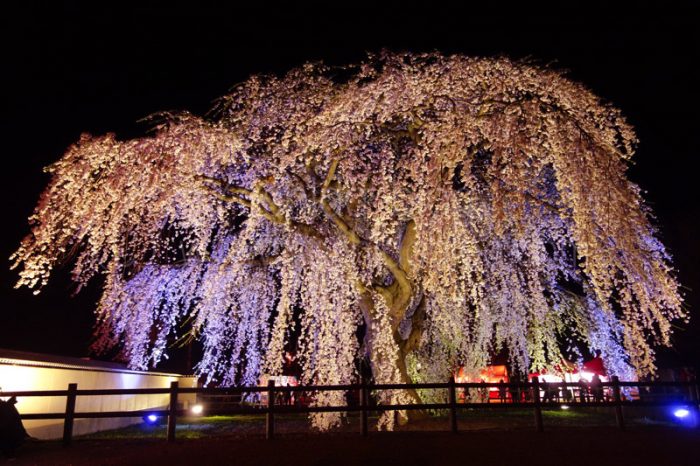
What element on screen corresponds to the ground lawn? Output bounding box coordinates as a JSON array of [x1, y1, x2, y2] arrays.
[[75, 406, 679, 440]]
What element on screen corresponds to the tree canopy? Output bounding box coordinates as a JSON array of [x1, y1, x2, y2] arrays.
[[12, 51, 684, 429]]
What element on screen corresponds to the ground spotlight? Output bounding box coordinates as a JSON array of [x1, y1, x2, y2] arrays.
[[673, 408, 690, 419], [191, 404, 204, 415], [145, 414, 159, 424], [560, 405, 570, 410]]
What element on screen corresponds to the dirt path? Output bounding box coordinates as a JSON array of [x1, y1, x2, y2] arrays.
[[5, 427, 699, 466]]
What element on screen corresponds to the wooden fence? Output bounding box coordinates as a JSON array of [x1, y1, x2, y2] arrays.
[[3, 377, 698, 446]]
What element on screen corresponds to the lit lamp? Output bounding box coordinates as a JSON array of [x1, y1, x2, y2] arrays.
[[191, 404, 204, 415]]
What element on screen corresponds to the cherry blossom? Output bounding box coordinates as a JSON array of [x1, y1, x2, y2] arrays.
[[12, 51, 684, 430]]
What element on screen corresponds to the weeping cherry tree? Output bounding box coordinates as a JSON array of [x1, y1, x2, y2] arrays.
[[12, 52, 685, 430]]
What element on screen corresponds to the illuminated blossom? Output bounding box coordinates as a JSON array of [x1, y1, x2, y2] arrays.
[[12, 52, 684, 430]]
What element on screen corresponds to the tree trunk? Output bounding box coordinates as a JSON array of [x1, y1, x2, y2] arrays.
[[359, 291, 424, 416], [354, 221, 424, 426]]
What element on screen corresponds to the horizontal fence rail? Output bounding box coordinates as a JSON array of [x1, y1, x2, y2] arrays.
[[2, 377, 698, 445]]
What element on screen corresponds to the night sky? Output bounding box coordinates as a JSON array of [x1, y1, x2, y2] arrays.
[[1, 5, 698, 373]]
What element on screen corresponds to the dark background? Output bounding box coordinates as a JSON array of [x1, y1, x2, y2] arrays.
[[1, 4, 697, 373]]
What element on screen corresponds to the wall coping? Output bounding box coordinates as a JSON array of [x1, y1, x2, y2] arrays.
[[0, 348, 193, 378]]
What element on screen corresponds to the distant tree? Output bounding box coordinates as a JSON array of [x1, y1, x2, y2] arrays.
[[12, 52, 684, 429]]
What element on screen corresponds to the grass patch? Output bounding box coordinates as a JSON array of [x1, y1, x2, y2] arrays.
[[77, 408, 678, 439], [79, 415, 269, 440]]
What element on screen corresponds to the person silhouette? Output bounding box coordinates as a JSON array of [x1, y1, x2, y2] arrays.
[[0, 396, 30, 459], [479, 379, 488, 403], [498, 379, 507, 403], [512, 379, 521, 404], [547, 381, 558, 403], [561, 381, 572, 402], [591, 374, 604, 402], [284, 383, 293, 405], [541, 380, 551, 403], [578, 378, 589, 403]]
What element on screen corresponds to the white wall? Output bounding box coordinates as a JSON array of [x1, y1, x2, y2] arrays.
[[0, 361, 196, 439]]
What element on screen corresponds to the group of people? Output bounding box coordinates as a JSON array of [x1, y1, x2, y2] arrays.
[[482, 374, 607, 403], [274, 384, 296, 406]]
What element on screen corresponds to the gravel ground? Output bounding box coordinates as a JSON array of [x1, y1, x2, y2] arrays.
[[4, 425, 699, 466]]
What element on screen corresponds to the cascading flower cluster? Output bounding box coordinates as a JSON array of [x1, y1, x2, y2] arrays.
[[12, 51, 684, 430]]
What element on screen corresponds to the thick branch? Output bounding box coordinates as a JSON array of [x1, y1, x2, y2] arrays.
[[286, 168, 314, 200], [382, 222, 415, 330], [380, 251, 411, 303], [198, 174, 325, 241], [305, 159, 323, 191], [201, 185, 251, 207], [320, 199, 361, 245], [202, 164, 415, 319], [317, 159, 361, 245], [197, 174, 253, 198], [322, 159, 339, 191], [315, 160, 416, 326], [398, 220, 416, 277], [254, 182, 284, 221], [401, 293, 427, 353]]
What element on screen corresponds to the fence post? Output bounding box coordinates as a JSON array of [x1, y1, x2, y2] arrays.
[[448, 376, 458, 434], [611, 376, 625, 430], [62, 383, 77, 447], [532, 377, 543, 432], [167, 381, 179, 442], [266, 379, 275, 440], [359, 374, 368, 437]]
